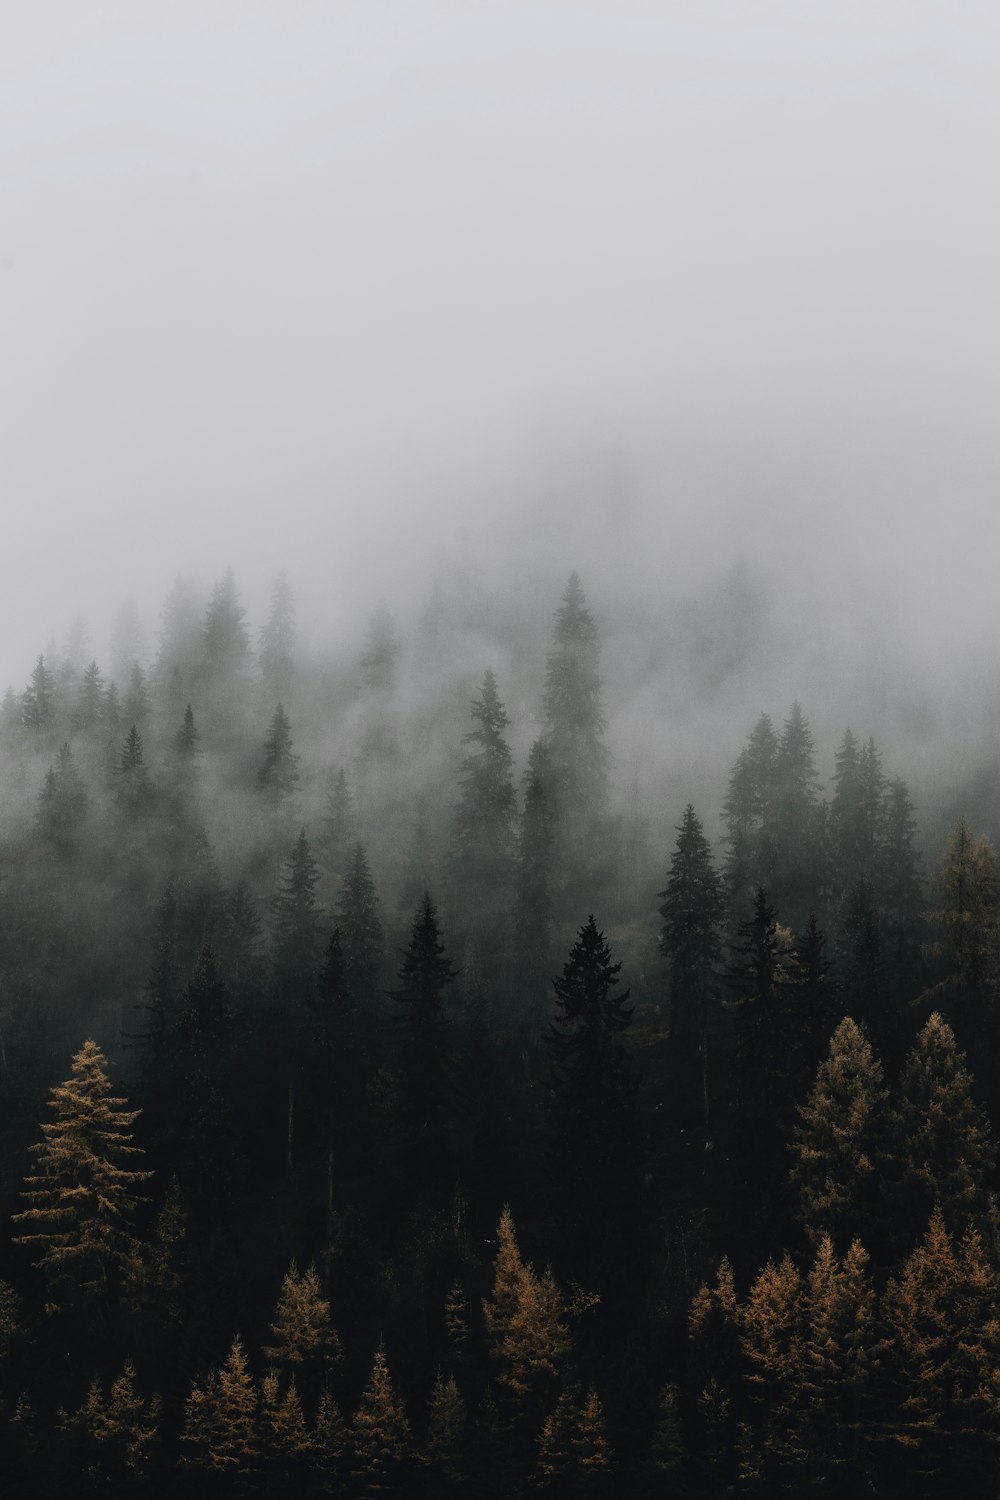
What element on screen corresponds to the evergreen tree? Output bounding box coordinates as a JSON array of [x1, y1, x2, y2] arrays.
[[688, 1257, 742, 1493], [772, 702, 823, 929], [262, 1261, 342, 1383], [512, 737, 557, 1024], [351, 1347, 412, 1498], [13, 1040, 151, 1313], [388, 893, 457, 1188], [360, 604, 400, 693], [72, 659, 105, 732], [258, 702, 300, 804], [545, 916, 640, 1276], [174, 701, 200, 760], [921, 816, 1000, 1041], [536, 1385, 612, 1492], [200, 568, 251, 733], [737, 1252, 805, 1488], [21, 653, 55, 730], [796, 1235, 878, 1485], [116, 724, 152, 815], [258, 571, 296, 705], [424, 1369, 466, 1484], [336, 843, 383, 1013], [123, 661, 150, 728], [723, 713, 780, 916], [727, 888, 802, 1162], [542, 573, 608, 818], [320, 766, 355, 878], [449, 667, 517, 944], [658, 803, 724, 1132], [790, 1017, 889, 1250], [181, 1334, 259, 1478], [36, 741, 88, 852], [890, 1012, 995, 1240]]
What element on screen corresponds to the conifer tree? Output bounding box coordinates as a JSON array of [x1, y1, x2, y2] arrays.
[[116, 724, 153, 814], [321, 766, 355, 877], [790, 1017, 889, 1250], [424, 1369, 466, 1483], [737, 1252, 805, 1488], [72, 659, 105, 732], [174, 702, 200, 760], [336, 842, 383, 1011], [260, 1370, 313, 1473], [258, 702, 300, 804], [658, 803, 723, 1131], [881, 1208, 1000, 1489], [772, 702, 823, 928], [449, 667, 517, 942], [512, 737, 557, 1020], [727, 888, 802, 1164], [388, 892, 456, 1186], [546, 917, 640, 1274], [536, 1385, 612, 1492], [21, 653, 55, 730], [36, 741, 88, 852], [796, 1235, 878, 1484], [123, 1176, 187, 1327], [723, 712, 780, 915], [921, 816, 1000, 1038], [542, 573, 608, 818], [890, 1012, 995, 1239], [483, 1206, 570, 1407], [258, 571, 296, 706], [123, 661, 150, 727], [262, 1261, 342, 1384], [880, 777, 923, 1008], [360, 604, 399, 693], [312, 1385, 349, 1490], [181, 1334, 259, 1478], [351, 1347, 412, 1497], [13, 1040, 151, 1313], [219, 879, 265, 1008]]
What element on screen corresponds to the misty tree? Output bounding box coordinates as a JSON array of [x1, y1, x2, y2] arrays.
[[658, 803, 724, 1133], [21, 654, 55, 731], [258, 571, 296, 706], [151, 574, 204, 723], [771, 702, 823, 931], [71, 659, 105, 732], [123, 661, 150, 728], [177, 825, 226, 962], [199, 568, 251, 734], [388, 893, 457, 1193], [360, 603, 399, 694], [36, 741, 89, 853], [542, 572, 609, 831], [218, 880, 265, 1008], [336, 842, 384, 1016], [271, 829, 323, 1170], [257, 702, 300, 805], [448, 667, 517, 949], [512, 737, 557, 1017], [320, 767, 355, 878], [108, 594, 146, 690], [116, 724, 153, 815], [545, 915, 640, 1278], [723, 712, 779, 918]]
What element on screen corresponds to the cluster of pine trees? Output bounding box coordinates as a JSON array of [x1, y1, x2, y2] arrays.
[[1, 565, 999, 1495]]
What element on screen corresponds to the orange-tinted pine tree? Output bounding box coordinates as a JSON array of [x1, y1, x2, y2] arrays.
[[423, 1368, 466, 1484], [688, 1257, 742, 1493], [350, 1347, 412, 1498], [180, 1333, 259, 1479]]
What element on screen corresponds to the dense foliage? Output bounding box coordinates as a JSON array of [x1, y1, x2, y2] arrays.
[[0, 565, 998, 1496]]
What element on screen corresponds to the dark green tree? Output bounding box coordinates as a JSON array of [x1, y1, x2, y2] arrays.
[[116, 724, 153, 815], [36, 742, 88, 853], [388, 893, 457, 1190], [258, 702, 300, 804], [658, 803, 724, 1132], [723, 713, 780, 917], [542, 573, 609, 838], [512, 737, 557, 1025], [21, 654, 55, 730], [336, 842, 383, 1015], [258, 571, 296, 706], [449, 668, 517, 945]]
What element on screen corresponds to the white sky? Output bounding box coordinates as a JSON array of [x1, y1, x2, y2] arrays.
[[2, 2, 999, 687]]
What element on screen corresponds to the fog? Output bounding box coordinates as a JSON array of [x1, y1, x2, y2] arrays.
[[3, 2, 999, 776]]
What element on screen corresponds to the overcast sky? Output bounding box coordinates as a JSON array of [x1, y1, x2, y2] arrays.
[[2, 2, 999, 690]]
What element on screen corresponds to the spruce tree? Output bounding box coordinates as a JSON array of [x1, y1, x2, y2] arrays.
[[116, 724, 153, 815], [388, 893, 456, 1187], [449, 667, 517, 945], [351, 1347, 412, 1497], [336, 843, 383, 1013], [545, 916, 640, 1276], [658, 803, 723, 1132], [72, 659, 105, 732], [262, 1261, 342, 1385], [13, 1040, 151, 1313], [21, 654, 55, 730], [723, 713, 780, 916], [772, 702, 823, 929], [424, 1369, 466, 1484], [790, 1017, 889, 1250], [258, 571, 296, 706], [512, 737, 557, 1025], [36, 742, 88, 852], [258, 702, 300, 804]]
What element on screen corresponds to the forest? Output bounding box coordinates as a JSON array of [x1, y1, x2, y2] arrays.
[[0, 559, 997, 1499]]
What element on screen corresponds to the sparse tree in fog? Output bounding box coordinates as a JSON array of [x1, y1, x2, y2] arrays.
[[200, 569, 251, 734], [72, 659, 105, 733], [360, 603, 399, 694], [542, 573, 609, 827], [449, 667, 517, 947], [123, 661, 150, 729], [336, 842, 383, 1012], [257, 703, 300, 804], [723, 712, 779, 918], [21, 654, 55, 731], [320, 767, 355, 877], [513, 737, 557, 1013], [258, 571, 296, 706], [921, 816, 1000, 1040], [772, 702, 823, 930], [13, 1039, 151, 1314], [270, 830, 323, 1170], [658, 803, 723, 1132], [36, 741, 88, 853], [116, 724, 153, 814]]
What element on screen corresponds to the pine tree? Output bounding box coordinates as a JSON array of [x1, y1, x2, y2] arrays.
[[536, 1385, 612, 1491], [351, 1347, 412, 1497], [262, 1261, 342, 1382], [123, 661, 150, 727], [272, 830, 323, 990], [13, 1040, 152, 1313], [545, 916, 639, 1271], [336, 843, 383, 1011], [116, 724, 153, 815], [449, 668, 517, 943], [388, 893, 456, 1186], [36, 741, 89, 852], [424, 1369, 466, 1483], [21, 654, 55, 730], [737, 1252, 805, 1488], [258, 571, 296, 705], [261, 1370, 313, 1472], [321, 767, 355, 877], [658, 803, 724, 1131], [881, 777, 924, 1010], [890, 1012, 995, 1239], [772, 702, 823, 929], [174, 702, 200, 760], [72, 659, 105, 732], [921, 816, 1000, 1038], [790, 1017, 889, 1250], [723, 713, 780, 915], [123, 1176, 187, 1327], [181, 1334, 259, 1477], [360, 604, 399, 693], [512, 737, 557, 1023], [797, 1236, 878, 1483], [258, 702, 300, 804]]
